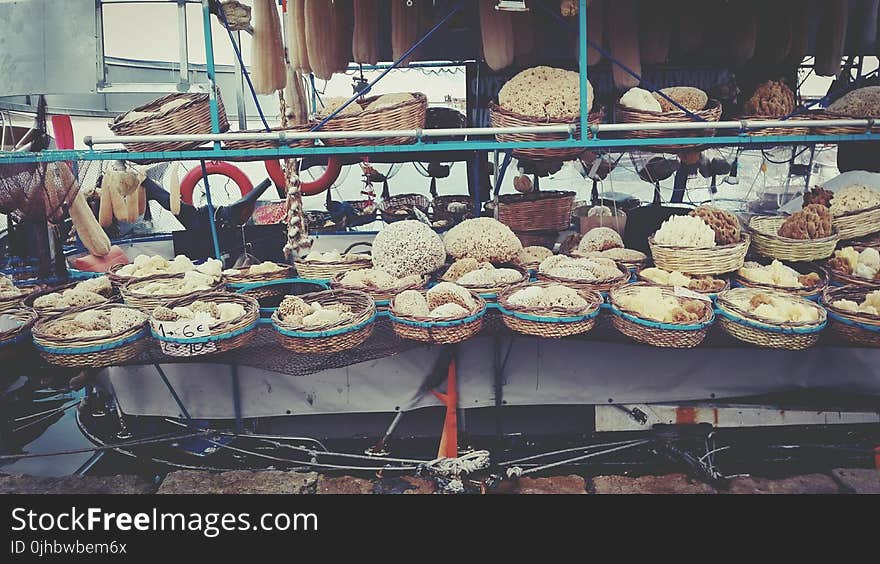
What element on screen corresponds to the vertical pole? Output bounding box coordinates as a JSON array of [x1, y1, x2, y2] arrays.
[[200, 160, 223, 260], [578, 0, 589, 141], [177, 0, 190, 90], [233, 31, 248, 129], [201, 0, 221, 144]]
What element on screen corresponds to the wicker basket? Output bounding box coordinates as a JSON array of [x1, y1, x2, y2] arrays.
[[489, 103, 605, 161], [0, 286, 34, 312], [571, 249, 649, 273], [109, 90, 230, 154], [121, 274, 225, 313], [805, 110, 875, 136], [389, 293, 486, 345], [514, 230, 559, 249], [271, 290, 376, 353], [497, 282, 602, 338], [612, 99, 723, 152], [608, 284, 714, 348], [319, 93, 427, 147], [536, 262, 631, 293], [825, 260, 880, 289], [832, 205, 880, 241], [821, 286, 880, 347], [497, 191, 575, 233], [432, 195, 475, 224], [733, 260, 828, 300], [150, 292, 259, 357], [224, 263, 295, 301], [32, 304, 149, 368], [715, 288, 827, 350], [23, 280, 116, 318], [0, 307, 37, 359], [222, 124, 314, 156], [330, 273, 429, 306], [449, 267, 529, 301], [379, 194, 431, 223], [107, 263, 179, 289], [747, 215, 839, 261], [294, 243, 373, 280], [649, 234, 750, 275], [636, 272, 730, 296], [740, 115, 809, 137]]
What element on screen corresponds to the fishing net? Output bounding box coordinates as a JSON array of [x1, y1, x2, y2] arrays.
[[0, 162, 86, 223]]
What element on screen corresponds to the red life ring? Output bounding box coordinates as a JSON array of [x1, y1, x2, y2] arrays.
[[179, 161, 254, 206], [264, 157, 342, 196]]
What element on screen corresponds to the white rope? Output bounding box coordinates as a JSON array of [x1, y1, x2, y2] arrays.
[[425, 450, 491, 478]]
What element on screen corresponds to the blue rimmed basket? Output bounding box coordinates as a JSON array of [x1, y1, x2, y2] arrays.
[[224, 263, 296, 301], [536, 261, 631, 294], [150, 292, 260, 357], [821, 286, 880, 347], [23, 278, 117, 318], [447, 266, 529, 303], [608, 284, 715, 348], [0, 307, 37, 360], [733, 260, 828, 301], [497, 282, 603, 339], [715, 288, 827, 350], [271, 290, 376, 354], [389, 293, 487, 345], [32, 304, 149, 368], [330, 272, 429, 309], [121, 273, 226, 313]]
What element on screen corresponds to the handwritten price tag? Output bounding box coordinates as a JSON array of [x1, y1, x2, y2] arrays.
[[155, 320, 212, 339], [159, 340, 218, 357], [673, 286, 712, 303]]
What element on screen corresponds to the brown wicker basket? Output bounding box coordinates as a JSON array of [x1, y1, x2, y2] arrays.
[[715, 288, 826, 350], [805, 110, 876, 136], [294, 243, 373, 280], [608, 284, 714, 348], [379, 193, 431, 223], [636, 271, 730, 295], [446, 266, 529, 300], [0, 286, 35, 312], [571, 249, 649, 273], [224, 264, 295, 301], [514, 230, 559, 249], [271, 290, 376, 353], [432, 195, 475, 224], [733, 260, 828, 300], [740, 115, 809, 137], [612, 99, 723, 151], [747, 215, 839, 261], [649, 234, 750, 276], [32, 303, 149, 368], [121, 273, 226, 313], [0, 307, 37, 360], [536, 262, 631, 293], [832, 205, 880, 241], [224, 263, 295, 285], [23, 281, 116, 318], [319, 93, 427, 147], [330, 272, 429, 305], [821, 286, 880, 347], [222, 124, 315, 159], [825, 256, 880, 289], [489, 103, 605, 161], [109, 90, 230, 154], [107, 263, 180, 289], [497, 282, 602, 338], [389, 292, 486, 345], [149, 292, 260, 357], [497, 191, 575, 233]]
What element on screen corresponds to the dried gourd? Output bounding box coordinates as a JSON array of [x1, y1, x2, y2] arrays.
[[287, 0, 311, 73], [391, 0, 430, 67], [787, 3, 809, 66], [169, 163, 181, 216], [251, 0, 286, 94], [332, 1, 354, 74], [479, 0, 515, 71], [608, 0, 640, 90], [352, 0, 380, 65], [815, 0, 849, 77], [70, 191, 110, 257], [125, 193, 139, 223], [638, 0, 670, 65], [108, 179, 127, 222]]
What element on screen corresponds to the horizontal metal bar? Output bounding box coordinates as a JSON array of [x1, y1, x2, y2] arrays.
[[596, 118, 874, 133], [83, 125, 575, 146], [3, 132, 878, 164], [97, 83, 211, 94]]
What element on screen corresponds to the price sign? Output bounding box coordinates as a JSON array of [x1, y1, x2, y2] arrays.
[[673, 286, 712, 303], [155, 320, 212, 339], [159, 340, 218, 357]]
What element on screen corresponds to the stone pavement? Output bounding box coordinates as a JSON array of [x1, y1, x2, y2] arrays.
[[1, 468, 877, 494]]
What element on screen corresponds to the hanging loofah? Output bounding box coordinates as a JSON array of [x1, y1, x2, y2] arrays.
[[251, 0, 286, 94]]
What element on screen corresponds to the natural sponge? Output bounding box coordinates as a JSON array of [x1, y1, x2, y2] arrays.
[[443, 218, 522, 264], [689, 206, 741, 245], [653, 86, 708, 112], [577, 227, 624, 253], [372, 220, 446, 278], [743, 80, 796, 117], [778, 204, 833, 240]]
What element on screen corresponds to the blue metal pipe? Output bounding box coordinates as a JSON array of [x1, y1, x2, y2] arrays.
[[578, 0, 588, 141], [199, 159, 223, 260], [201, 0, 222, 143]]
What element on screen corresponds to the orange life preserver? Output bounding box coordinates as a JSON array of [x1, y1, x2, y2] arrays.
[[264, 157, 342, 196], [179, 161, 254, 206]]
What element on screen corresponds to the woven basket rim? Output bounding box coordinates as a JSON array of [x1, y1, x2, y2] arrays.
[[735, 259, 828, 292], [150, 291, 259, 334], [649, 232, 750, 252], [224, 264, 295, 284], [109, 91, 210, 130], [832, 202, 880, 221], [824, 261, 880, 287], [390, 291, 487, 322], [748, 215, 840, 244], [24, 280, 115, 315], [123, 273, 225, 297], [488, 101, 605, 125], [271, 289, 375, 333], [636, 273, 730, 294], [0, 307, 37, 341], [821, 286, 880, 324], [538, 261, 631, 286], [497, 282, 603, 317], [609, 283, 714, 327], [616, 99, 723, 121], [32, 303, 148, 346], [330, 272, 428, 294], [716, 287, 827, 329], [320, 92, 427, 122]]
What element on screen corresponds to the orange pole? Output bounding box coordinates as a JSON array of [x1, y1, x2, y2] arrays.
[[432, 356, 458, 459]]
